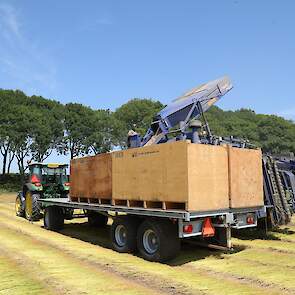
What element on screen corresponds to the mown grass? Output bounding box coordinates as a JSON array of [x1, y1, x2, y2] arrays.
[[0, 226, 156, 295], [0, 194, 295, 295], [0, 255, 50, 295]]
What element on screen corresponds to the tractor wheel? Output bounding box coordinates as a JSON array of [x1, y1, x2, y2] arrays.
[[15, 193, 24, 217], [25, 191, 41, 221]]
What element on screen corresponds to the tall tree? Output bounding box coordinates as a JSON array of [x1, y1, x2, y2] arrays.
[[206, 106, 295, 153], [114, 98, 163, 147], [62, 103, 95, 159], [0, 89, 27, 174], [86, 109, 120, 154], [28, 96, 64, 162], [10, 104, 35, 177]]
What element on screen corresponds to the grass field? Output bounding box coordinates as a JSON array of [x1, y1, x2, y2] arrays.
[[0, 193, 295, 295]]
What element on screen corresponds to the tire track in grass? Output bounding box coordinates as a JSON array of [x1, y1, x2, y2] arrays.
[[232, 237, 295, 254], [0, 253, 53, 295], [187, 252, 295, 292], [0, 222, 192, 295], [271, 229, 295, 243], [176, 246, 295, 294], [223, 248, 295, 270], [0, 227, 164, 295], [0, 211, 283, 295]]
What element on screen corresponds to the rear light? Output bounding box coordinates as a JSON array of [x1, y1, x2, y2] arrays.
[[64, 182, 70, 186], [183, 224, 193, 234], [34, 182, 42, 187], [202, 218, 215, 237], [246, 215, 255, 224], [31, 174, 40, 183]]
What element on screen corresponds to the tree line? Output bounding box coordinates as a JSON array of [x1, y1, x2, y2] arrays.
[[0, 89, 163, 175], [0, 89, 294, 176]]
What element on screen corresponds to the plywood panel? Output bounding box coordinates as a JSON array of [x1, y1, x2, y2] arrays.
[[70, 153, 112, 200], [187, 144, 229, 211], [228, 147, 264, 208], [70, 157, 90, 198], [112, 141, 189, 202], [88, 153, 112, 198]]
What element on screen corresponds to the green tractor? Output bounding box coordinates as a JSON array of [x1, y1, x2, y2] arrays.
[[15, 163, 72, 221]]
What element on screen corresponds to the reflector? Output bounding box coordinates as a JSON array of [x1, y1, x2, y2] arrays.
[[202, 218, 215, 237]]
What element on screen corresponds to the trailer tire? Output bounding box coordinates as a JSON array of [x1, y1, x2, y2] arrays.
[[44, 206, 64, 231], [111, 216, 139, 253], [137, 219, 180, 262], [64, 208, 74, 220], [87, 211, 108, 227]]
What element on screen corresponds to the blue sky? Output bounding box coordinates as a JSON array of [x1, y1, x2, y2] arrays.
[[0, 0, 295, 121]]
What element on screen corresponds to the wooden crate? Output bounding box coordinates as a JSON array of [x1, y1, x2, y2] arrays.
[[228, 146, 264, 208], [70, 141, 263, 211], [112, 141, 230, 211], [70, 153, 112, 201]]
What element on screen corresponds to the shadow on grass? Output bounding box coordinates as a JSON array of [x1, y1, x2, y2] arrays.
[[58, 221, 247, 266], [233, 224, 295, 241], [167, 239, 247, 266], [232, 228, 282, 241], [271, 227, 295, 235], [60, 221, 112, 249]]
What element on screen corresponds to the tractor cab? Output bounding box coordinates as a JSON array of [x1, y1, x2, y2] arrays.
[[15, 162, 71, 221], [28, 163, 70, 196]]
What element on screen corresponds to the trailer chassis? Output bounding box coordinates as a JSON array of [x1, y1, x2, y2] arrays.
[[39, 198, 263, 261]]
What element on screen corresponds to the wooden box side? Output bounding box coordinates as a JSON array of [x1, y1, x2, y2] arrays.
[[228, 147, 264, 208], [88, 153, 112, 199], [70, 153, 112, 200], [70, 157, 91, 199], [187, 144, 229, 211], [112, 141, 189, 203]]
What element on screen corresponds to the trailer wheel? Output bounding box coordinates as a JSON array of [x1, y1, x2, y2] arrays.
[[137, 219, 180, 262], [87, 211, 108, 227], [44, 206, 64, 231], [64, 208, 74, 220], [111, 216, 139, 253]]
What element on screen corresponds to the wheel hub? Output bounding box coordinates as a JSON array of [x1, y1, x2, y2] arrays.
[[143, 229, 159, 254], [115, 225, 127, 247]]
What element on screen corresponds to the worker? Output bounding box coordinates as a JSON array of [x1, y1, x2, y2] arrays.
[[127, 130, 141, 148]]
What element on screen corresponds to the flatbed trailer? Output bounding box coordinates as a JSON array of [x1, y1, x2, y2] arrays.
[[39, 197, 263, 262]]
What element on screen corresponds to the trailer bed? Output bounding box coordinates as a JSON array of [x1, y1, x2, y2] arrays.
[[39, 197, 262, 223]]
